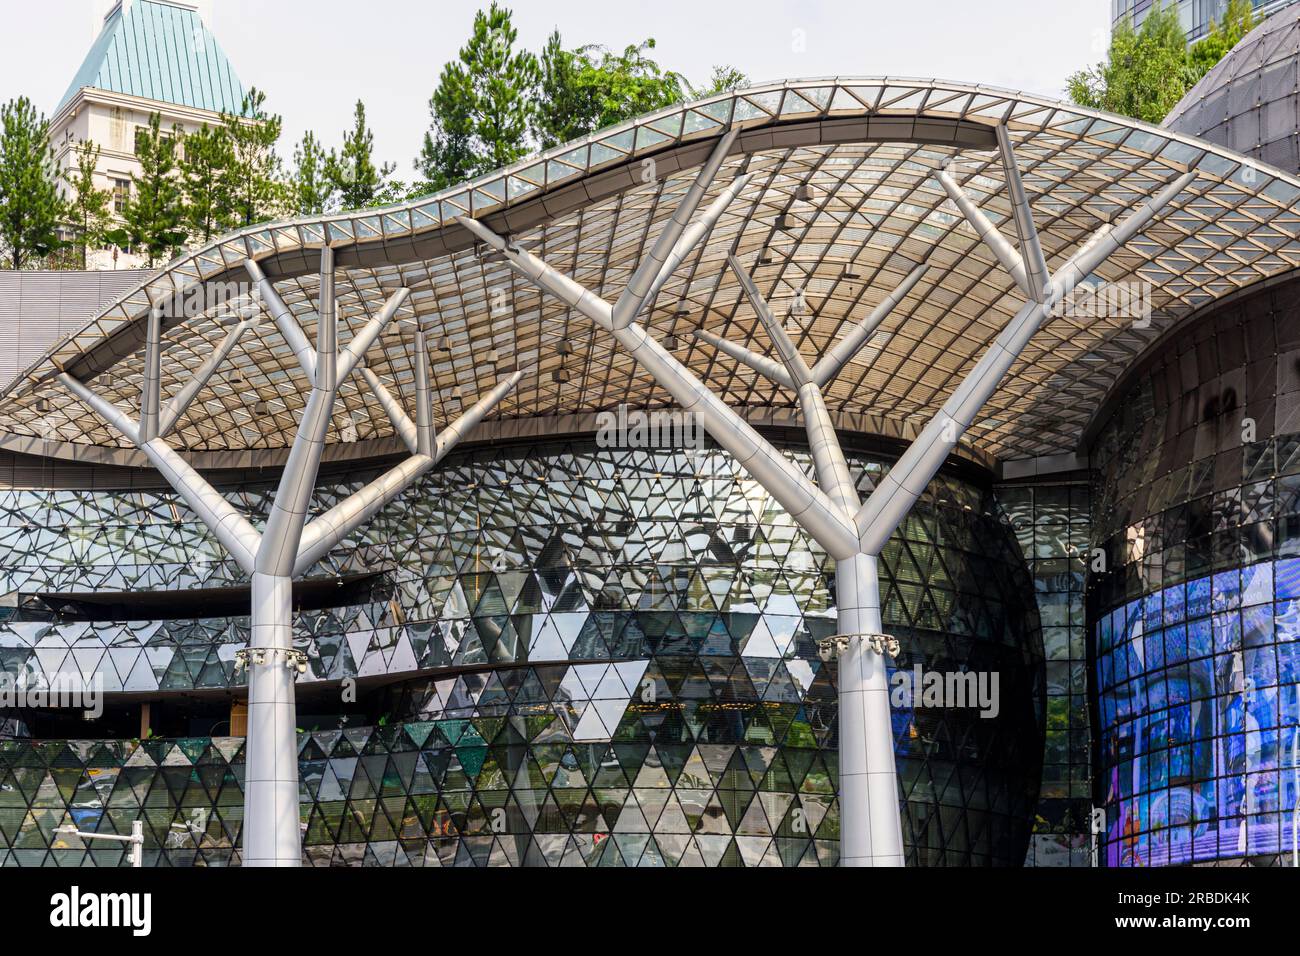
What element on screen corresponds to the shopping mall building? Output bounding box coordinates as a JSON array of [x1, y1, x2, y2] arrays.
[[4, 2, 1300, 868]]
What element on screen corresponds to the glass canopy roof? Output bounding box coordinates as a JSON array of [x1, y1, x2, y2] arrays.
[[5, 77, 1299, 466]]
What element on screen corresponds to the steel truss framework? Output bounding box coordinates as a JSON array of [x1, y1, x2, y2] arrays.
[[457, 129, 1194, 865], [3, 79, 1298, 467], [3, 77, 1294, 867], [56, 247, 524, 867]]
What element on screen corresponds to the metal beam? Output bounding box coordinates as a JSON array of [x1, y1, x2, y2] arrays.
[[359, 367, 418, 453], [158, 316, 255, 439], [995, 125, 1049, 302], [854, 169, 1196, 554], [692, 328, 796, 389], [611, 130, 738, 329], [257, 250, 338, 578], [315, 246, 337, 393], [336, 287, 410, 385], [139, 308, 161, 443], [414, 328, 434, 458], [246, 258, 317, 385], [293, 370, 524, 575], [640, 172, 753, 314], [726, 255, 814, 386], [458, 214, 860, 559], [935, 166, 1032, 298], [813, 262, 929, 387], [57, 372, 260, 572]]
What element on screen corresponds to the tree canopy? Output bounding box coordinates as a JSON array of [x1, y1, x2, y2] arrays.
[[0, 96, 63, 270], [417, 2, 540, 191], [107, 112, 186, 267], [416, 4, 747, 191], [1068, 0, 1256, 124], [62, 140, 112, 269]]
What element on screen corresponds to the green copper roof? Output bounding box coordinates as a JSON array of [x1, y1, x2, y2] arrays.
[[58, 0, 247, 114]]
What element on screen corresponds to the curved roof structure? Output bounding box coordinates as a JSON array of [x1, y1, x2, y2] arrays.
[[7, 77, 1300, 469]]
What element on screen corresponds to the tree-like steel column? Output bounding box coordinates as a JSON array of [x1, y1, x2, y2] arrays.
[[59, 247, 524, 866], [456, 126, 1196, 865]]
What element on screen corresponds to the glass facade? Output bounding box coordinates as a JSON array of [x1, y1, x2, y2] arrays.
[[998, 481, 1095, 866], [1090, 273, 1300, 866], [1112, 0, 1297, 43], [0, 437, 1044, 866]]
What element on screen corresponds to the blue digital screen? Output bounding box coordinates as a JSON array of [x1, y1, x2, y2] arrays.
[[1096, 557, 1300, 865]]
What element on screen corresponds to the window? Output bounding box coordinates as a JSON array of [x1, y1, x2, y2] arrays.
[[112, 178, 130, 214]]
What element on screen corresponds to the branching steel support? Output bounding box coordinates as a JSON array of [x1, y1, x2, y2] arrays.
[[57, 249, 523, 867], [455, 129, 1196, 866]]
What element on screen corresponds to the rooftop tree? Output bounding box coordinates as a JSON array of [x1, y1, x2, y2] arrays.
[[180, 123, 235, 243], [289, 131, 332, 217], [223, 88, 285, 228], [534, 35, 687, 148], [327, 100, 402, 209]]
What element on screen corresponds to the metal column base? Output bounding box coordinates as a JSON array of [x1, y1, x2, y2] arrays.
[[241, 573, 302, 867], [834, 554, 906, 867]]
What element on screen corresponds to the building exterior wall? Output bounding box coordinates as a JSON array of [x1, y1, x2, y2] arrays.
[[1165, 6, 1300, 176], [0, 437, 1044, 866], [1113, 0, 1298, 43], [0, 269, 153, 391], [1088, 270, 1300, 866], [998, 479, 1095, 866]]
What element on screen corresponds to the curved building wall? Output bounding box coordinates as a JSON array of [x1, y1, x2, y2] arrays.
[[1089, 271, 1300, 866], [1165, 6, 1300, 174], [0, 436, 1042, 866]]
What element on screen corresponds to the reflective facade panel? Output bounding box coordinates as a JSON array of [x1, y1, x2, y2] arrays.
[[1090, 274, 1300, 866], [0, 438, 1042, 866]]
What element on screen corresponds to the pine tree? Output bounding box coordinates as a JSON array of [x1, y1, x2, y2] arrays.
[[62, 140, 111, 269], [290, 131, 332, 216], [326, 101, 401, 210], [180, 123, 234, 243], [223, 88, 284, 228], [0, 96, 64, 270], [416, 2, 539, 191], [108, 113, 186, 267], [535, 35, 688, 149]]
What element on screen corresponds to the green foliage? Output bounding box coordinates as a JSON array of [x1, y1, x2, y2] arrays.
[[0, 96, 64, 270], [688, 65, 750, 98], [62, 140, 111, 269], [417, 2, 540, 191], [534, 35, 687, 148], [179, 123, 234, 242], [289, 131, 332, 217], [326, 100, 402, 210], [1067, 3, 1197, 124], [1068, 0, 1257, 124], [416, 5, 747, 191], [1189, 0, 1256, 77], [222, 87, 284, 228], [106, 112, 186, 267]]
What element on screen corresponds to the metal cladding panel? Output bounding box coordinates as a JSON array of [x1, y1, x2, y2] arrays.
[[0, 270, 153, 390]]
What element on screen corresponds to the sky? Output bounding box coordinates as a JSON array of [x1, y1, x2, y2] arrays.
[[0, 0, 1113, 179]]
